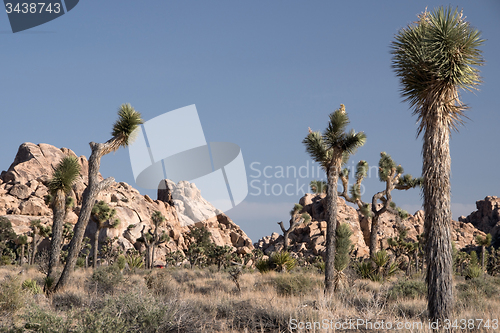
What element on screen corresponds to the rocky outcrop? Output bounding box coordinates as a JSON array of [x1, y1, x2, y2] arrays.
[[255, 193, 486, 259], [0, 143, 253, 264], [459, 196, 500, 240]]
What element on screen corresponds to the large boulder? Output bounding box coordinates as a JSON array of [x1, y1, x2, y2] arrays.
[[0, 143, 253, 260], [459, 196, 500, 240], [255, 193, 486, 260]]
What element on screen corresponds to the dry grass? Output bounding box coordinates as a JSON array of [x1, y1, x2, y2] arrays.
[[0, 265, 499, 332]]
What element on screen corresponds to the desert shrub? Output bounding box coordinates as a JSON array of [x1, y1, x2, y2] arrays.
[[0, 276, 25, 314], [270, 251, 297, 272], [79, 291, 175, 333], [144, 270, 180, 296], [125, 252, 143, 272], [457, 276, 500, 300], [52, 292, 85, 311], [270, 273, 319, 296], [23, 306, 70, 332], [387, 279, 426, 300], [88, 264, 123, 294], [22, 278, 43, 295], [215, 299, 289, 331], [116, 254, 126, 270], [255, 259, 270, 273], [76, 257, 86, 268]]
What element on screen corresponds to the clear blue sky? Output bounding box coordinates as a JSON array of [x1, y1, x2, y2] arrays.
[[1, 1, 499, 242]]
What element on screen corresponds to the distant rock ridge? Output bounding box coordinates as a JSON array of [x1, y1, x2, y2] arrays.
[[459, 196, 500, 240], [254, 192, 486, 259], [0, 142, 253, 265]]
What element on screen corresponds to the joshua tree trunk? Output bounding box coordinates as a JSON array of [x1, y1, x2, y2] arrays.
[[92, 228, 100, 269], [47, 190, 66, 280], [369, 215, 380, 258], [324, 162, 340, 295], [18, 245, 25, 266], [423, 119, 453, 321], [55, 141, 115, 292], [30, 233, 38, 265]]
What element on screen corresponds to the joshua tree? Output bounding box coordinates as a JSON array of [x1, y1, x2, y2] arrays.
[[46, 156, 80, 282], [277, 204, 311, 251], [55, 104, 143, 291], [303, 104, 366, 294], [310, 180, 327, 194], [90, 201, 120, 268], [29, 220, 51, 265], [391, 6, 484, 320], [15, 235, 28, 266], [339, 152, 422, 257], [138, 211, 169, 269], [475, 234, 492, 272]]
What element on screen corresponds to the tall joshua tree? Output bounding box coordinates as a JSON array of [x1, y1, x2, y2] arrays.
[[391, 7, 484, 320], [303, 104, 366, 294], [90, 201, 120, 268], [55, 104, 143, 291], [46, 156, 80, 282]]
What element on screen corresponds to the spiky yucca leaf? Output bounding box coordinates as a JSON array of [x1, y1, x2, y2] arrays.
[[151, 211, 166, 227], [111, 103, 144, 147], [48, 156, 81, 195], [378, 152, 395, 181], [290, 204, 303, 216], [334, 223, 353, 272], [391, 6, 484, 134], [355, 160, 368, 181], [303, 131, 329, 169]]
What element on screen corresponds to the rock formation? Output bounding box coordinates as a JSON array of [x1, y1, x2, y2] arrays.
[[254, 192, 486, 259], [459, 196, 500, 241], [0, 143, 253, 265]]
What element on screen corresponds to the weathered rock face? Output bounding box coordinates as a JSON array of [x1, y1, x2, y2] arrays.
[[0, 143, 253, 264], [459, 196, 500, 240], [254, 193, 486, 259]]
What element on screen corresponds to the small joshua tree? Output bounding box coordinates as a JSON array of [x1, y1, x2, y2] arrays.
[[339, 152, 422, 257], [46, 156, 80, 282], [138, 211, 169, 269], [186, 226, 213, 268], [475, 233, 492, 272], [29, 220, 51, 266], [14, 235, 28, 266], [277, 204, 311, 251], [90, 201, 120, 268]]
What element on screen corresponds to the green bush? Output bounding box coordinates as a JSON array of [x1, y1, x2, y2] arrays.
[[387, 279, 427, 300], [116, 254, 126, 270], [255, 259, 270, 273], [270, 251, 296, 272], [22, 278, 43, 295], [76, 257, 86, 268], [0, 276, 25, 314], [23, 306, 69, 332], [89, 265, 123, 294], [271, 273, 319, 296]]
